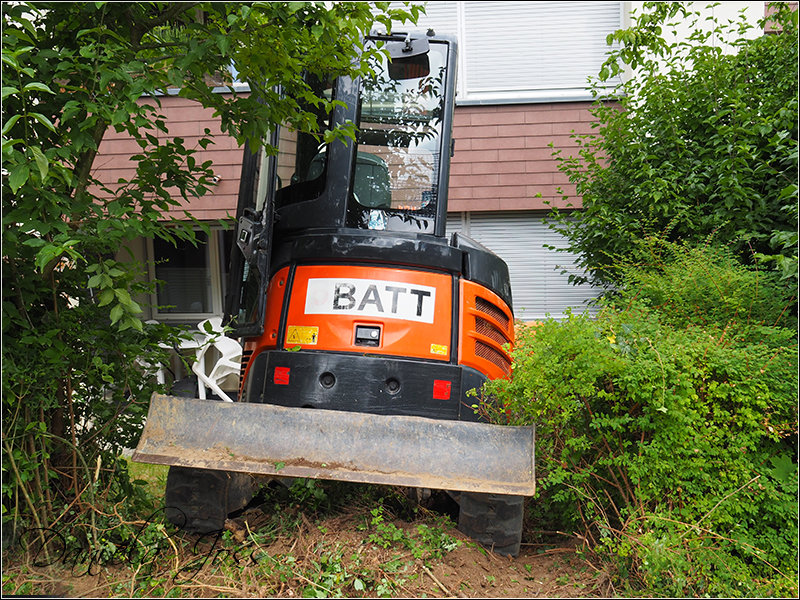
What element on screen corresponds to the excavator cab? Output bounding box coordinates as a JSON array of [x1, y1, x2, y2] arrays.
[[134, 31, 534, 556]]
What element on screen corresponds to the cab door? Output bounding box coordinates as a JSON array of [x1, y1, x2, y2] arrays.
[[223, 137, 277, 338]]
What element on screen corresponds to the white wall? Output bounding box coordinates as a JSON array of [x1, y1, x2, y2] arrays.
[[618, 2, 766, 86], [627, 1, 764, 49]]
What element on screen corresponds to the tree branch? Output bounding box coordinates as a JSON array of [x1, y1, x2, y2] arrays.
[[128, 3, 202, 49], [71, 118, 109, 208]]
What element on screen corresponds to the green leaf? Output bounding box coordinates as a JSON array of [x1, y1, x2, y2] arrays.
[[114, 288, 133, 305], [22, 82, 54, 94], [34, 245, 60, 271], [2, 114, 21, 136], [109, 303, 124, 324], [126, 315, 144, 332], [1, 53, 19, 70], [2, 86, 20, 99], [8, 163, 30, 192], [111, 108, 129, 126], [770, 454, 797, 484], [22, 237, 45, 248], [30, 146, 49, 180], [98, 288, 114, 307], [29, 112, 56, 132], [217, 35, 231, 56]]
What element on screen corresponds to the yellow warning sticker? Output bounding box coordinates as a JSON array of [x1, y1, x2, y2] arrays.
[[286, 326, 319, 345], [430, 343, 448, 356]]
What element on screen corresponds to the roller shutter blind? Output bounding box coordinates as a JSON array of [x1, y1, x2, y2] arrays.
[[446, 211, 464, 237], [394, 1, 622, 104], [447, 211, 602, 320], [411, 1, 459, 35], [460, 1, 621, 100]]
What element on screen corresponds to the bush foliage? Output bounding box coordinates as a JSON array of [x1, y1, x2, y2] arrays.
[[2, 1, 419, 543], [519, 4, 798, 593], [484, 241, 797, 596], [548, 2, 798, 287]]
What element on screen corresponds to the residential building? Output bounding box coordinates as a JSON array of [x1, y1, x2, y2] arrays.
[[95, 1, 767, 325]]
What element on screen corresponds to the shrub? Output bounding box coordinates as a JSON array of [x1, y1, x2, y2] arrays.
[[484, 242, 798, 595], [2, 0, 420, 541], [548, 3, 798, 287]]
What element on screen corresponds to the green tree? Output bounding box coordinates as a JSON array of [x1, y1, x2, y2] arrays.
[[2, 1, 420, 537], [548, 2, 798, 287]]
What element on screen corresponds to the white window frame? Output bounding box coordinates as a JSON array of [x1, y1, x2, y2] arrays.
[[146, 229, 228, 322]]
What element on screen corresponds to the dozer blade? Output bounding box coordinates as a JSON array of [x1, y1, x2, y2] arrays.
[[133, 394, 535, 496]]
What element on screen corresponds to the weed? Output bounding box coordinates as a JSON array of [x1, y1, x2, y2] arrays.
[[288, 478, 329, 512], [366, 504, 461, 560], [125, 459, 168, 499]]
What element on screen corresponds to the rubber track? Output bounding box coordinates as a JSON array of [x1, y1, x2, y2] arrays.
[[457, 492, 524, 556], [165, 466, 254, 534]]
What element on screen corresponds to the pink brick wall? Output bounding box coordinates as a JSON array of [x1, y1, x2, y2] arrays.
[[94, 95, 244, 221], [449, 102, 596, 212], [765, 1, 798, 33], [95, 96, 597, 220]]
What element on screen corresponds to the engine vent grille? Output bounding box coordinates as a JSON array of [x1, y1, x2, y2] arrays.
[[239, 349, 253, 391], [475, 341, 511, 374], [475, 296, 510, 330], [476, 316, 508, 346]]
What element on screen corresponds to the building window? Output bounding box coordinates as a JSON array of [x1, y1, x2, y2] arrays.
[[447, 210, 602, 320], [148, 229, 233, 321], [402, 1, 623, 104]]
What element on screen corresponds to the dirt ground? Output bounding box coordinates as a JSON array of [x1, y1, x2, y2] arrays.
[[5, 502, 612, 599]]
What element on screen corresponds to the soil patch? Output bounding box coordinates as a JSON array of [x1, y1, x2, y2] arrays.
[[3, 504, 611, 598]]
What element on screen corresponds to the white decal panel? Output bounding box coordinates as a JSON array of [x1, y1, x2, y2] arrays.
[[304, 278, 436, 324]]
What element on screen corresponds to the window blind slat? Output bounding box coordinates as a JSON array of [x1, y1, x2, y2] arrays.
[[394, 1, 622, 103], [447, 211, 602, 320]]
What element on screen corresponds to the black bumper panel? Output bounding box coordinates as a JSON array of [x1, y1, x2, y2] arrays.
[[244, 350, 486, 422]]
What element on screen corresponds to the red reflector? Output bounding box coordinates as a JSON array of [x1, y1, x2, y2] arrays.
[[433, 380, 452, 400], [274, 367, 290, 385]]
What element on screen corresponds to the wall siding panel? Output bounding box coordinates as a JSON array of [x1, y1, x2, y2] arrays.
[[449, 102, 595, 212], [94, 95, 244, 221]]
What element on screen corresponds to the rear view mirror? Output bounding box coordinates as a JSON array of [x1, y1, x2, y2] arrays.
[[388, 53, 430, 80], [384, 35, 430, 80]]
